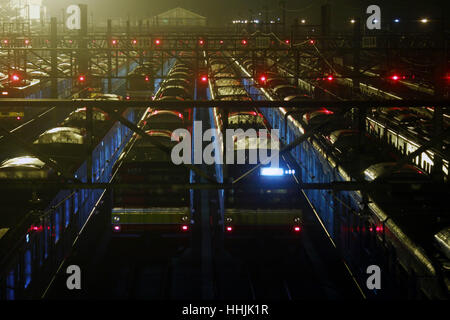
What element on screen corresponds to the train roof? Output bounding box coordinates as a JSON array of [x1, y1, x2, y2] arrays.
[[364, 162, 427, 181], [0, 156, 52, 179], [33, 127, 85, 145], [64, 107, 110, 121], [216, 86, 247, 97]]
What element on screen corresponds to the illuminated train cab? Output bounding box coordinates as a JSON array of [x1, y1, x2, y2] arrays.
[[209, 56, 303, 236], [111, 62, 194, 234], [238, 58, 449, 299], [0, 104, 136, 300]]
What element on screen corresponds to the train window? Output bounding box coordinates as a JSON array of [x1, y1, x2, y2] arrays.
[[65, 199, 71, 228], [74, 192, 79, 214], [6, 269, 14, 300], [54, 208, 61, 243], [44, 219, 49, 259], [23, 250, 31, 289]]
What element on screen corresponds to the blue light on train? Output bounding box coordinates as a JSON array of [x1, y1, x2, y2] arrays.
[[261, 167, 284, 176], [285, 169, 295, 174]]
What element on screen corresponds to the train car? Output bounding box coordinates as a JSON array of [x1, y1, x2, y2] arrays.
[[111, 62, 194, 235]]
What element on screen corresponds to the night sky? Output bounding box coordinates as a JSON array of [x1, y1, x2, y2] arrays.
[[42, 0, 448, 27]]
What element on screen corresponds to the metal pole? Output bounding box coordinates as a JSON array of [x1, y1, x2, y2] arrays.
[[50, 17, 58, 99], [107, 19, 112, 93]]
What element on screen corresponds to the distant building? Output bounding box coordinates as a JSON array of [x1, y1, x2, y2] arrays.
[[152, 7, 207, 27]]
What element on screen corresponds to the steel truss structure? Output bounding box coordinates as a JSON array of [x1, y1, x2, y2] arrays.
[[0, 99, 448, 192]]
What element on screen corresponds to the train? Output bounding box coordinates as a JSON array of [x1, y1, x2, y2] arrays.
[[0, 59, 175, 300], [234, 57, 449, 299], [208, 54, 304, 237], [0, 102, 136, 300], [111, 61, 193, 234]]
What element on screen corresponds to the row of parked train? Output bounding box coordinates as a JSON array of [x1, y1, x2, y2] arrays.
[[0, 51, 135, 123], [0, 58, 175, 300], [235, 56, 449, 299], [264, 51, 449, 181]]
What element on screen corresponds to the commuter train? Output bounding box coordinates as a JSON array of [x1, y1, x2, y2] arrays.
[[208, 55, 304, 236], [263, 52, 449, 181], [0, 100, 136, 300], [0, 60, 175, 300], [236, 58, 449, 299], [111, 62, 194, 234]]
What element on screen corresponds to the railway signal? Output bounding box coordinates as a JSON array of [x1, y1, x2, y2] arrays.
[[10, 73, 21, 82], [258, 74, 267, 85], [78, 74, 87, 86]]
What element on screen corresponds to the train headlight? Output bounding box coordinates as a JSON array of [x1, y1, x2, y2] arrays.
[[261, 167, 284, 176], [113, 216, 120, 222]]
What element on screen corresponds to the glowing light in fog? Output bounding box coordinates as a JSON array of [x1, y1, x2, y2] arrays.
[[261, 167, 284, 176]]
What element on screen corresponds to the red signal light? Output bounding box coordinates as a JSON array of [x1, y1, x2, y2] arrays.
[[285, 39, 290, 44], [78, 75, 86, 83], [241, 39, 247, 45], [327, 75, 334, 81], [391, 74, 400, 81], [309, 39, 315, 45], [10, 74, 20, 82], [155, 39, 161, 45], [132, 39, 137, 45], [112, 39, 117, 45], [226, 226, 233, 232], [294, 226, 301, 233], [181, 225, 189, 232], [200, 75, 208, 83], [144, 75, 150, 82], [199, 39, 204, 45], [259, 74, 267, 84]]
